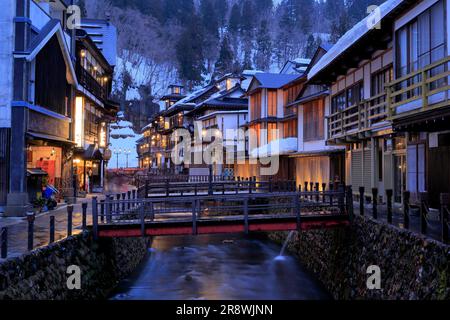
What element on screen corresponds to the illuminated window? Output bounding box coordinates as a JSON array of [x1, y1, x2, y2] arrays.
[[268, 90, 277, 117], [75, 97, 84, 147]]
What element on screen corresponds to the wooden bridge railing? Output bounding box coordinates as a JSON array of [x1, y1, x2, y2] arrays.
[[139, 179, 298, 198], [91, 186, 353, 238]]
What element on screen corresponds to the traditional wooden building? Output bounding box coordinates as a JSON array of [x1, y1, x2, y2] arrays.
[[0, 0, 117, 215], [309, 0, 449, 207], [290, 46, 346, 188], [73, 29, 118, 195], [236, 73, 305, 180], [1, 0, 77, 215], [186, 74, 249, 176]]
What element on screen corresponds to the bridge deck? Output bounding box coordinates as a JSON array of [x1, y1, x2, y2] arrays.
[[97, 213, 349, 237], [92, 189, 354, 238]]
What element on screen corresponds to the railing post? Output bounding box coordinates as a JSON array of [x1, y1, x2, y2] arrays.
[[128, 191, 132, 209], [329, 182, 334, 206], [421, 70, 428, 109], [386, 189, 393, 224], [304, 181, 308, 193], [192, 200, 198, 235], [269, 177, 273, 193], [92, 197, 98, 239], [441, 193, 449, 244], [1, 227, 7, 259], [149, 201, 155, 221], [107, 196, 113, 223], [244, 198, 249, 234], [208, 167, 213, 196], [49, 216, 55, 243], [122, 193, 126, 212], [338, 184, 345, 214], [132, 189, 136, 200], [359, 187, 365, 216], [295, 194, 301, 231], [315, 183, 320, 202], [100, 200, 105, 223], [346, 186, 354, 221], [67, 205, 73, 237], [403, 191, 410, 230], [116, 194, 121, 213], [386, 86, 393, 117], [322, 183, 327, 203], [310, 182, 314, 201], [145, 180, 149, 198], [82, 202, 88, 231], [140, 204, 145, 237], [27, 212, 35, 251], [372, 188, 378, 220], [420, 192, 429, 235]]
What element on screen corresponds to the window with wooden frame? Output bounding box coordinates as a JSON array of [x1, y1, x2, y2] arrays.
[[370, 66, 393, 122], [303, 99, 324, 142], [283, 119, 298, 138], [249, 123, 261, 147], [284, 83, 302, 106], [331, 91, 346, 114], [267, 122, 278, 144], [250, 91, 262, 121], [371, 67, 393, 96], [84, 107, 99, 138], [267, 90, 277, 117], [346, 81, 364, 108]]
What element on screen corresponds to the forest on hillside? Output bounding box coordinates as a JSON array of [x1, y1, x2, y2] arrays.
[[78, 0, 385, 102]]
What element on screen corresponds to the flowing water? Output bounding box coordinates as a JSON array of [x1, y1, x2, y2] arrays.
[[111, 234, 330, 300]]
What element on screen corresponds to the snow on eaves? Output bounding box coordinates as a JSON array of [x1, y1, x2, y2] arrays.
[[308, 0, 404, 81], [250, 138, 298, 159], [168, 86, 213, 110]]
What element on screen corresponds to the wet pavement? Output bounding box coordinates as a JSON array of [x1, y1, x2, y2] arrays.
[[0, 176, 135, 260]]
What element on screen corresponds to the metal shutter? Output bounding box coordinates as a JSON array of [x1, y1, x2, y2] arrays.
[[363, 149, 372, 191], [351, 150, 363, 188]]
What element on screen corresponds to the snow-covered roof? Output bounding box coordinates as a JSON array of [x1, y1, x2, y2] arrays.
[[308, 0, 404, 80], [251, 73, 302, 90], [250, 138, 298, 158], [169, 85, 215, 110]]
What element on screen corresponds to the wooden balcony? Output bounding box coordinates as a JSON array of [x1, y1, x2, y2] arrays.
[[328, 93, 388, 140], [76, 64, 107, 101], [387, 56, 450, 120]]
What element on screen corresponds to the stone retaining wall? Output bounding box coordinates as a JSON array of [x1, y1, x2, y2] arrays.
[[269, 215, 450, 300], [0, 232, 149, 300]]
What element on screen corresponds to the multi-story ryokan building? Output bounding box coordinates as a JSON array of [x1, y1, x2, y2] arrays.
[[136, 0, 449, 211], [309, 0, 450, 207], [0, 0, 117, 215]]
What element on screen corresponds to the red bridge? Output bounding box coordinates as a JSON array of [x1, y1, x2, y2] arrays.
[[90, 188, 353, 238]]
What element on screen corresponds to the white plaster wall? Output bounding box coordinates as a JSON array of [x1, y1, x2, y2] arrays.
[[0, 0, 14, 128], [297, 106, 304, 151], [277, 88, 284, 118]]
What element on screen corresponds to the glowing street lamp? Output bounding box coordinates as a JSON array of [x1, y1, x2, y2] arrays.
[[125, 149, 132, 168], [114, 148, 122, 169]]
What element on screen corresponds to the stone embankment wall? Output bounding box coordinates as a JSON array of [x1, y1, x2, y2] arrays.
[[0, 232, 149, 300], [270, 215, 450, 300]]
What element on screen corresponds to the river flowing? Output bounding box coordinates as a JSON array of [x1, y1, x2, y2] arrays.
[[111, 234, 330, 300]]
